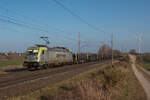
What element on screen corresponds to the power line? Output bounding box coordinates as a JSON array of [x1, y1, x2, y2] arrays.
[[0, 6, 47, 29], [0, 17, 77, 46], [0, 6, 82, 42], [0, 5, 99, 52], [52, 0, 99, 31], [0, 14, 78, 42], [0, 17, 47, 33], [0, 26, 77, 48]]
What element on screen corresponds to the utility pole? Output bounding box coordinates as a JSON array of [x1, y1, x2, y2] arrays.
[[111, 33, 114, 67], [97, 50, 99, 60], [135, 33, 142, 56], [78, 32, 80, 54], [77, 32, 80, 62], [138, 33, 142, 56]]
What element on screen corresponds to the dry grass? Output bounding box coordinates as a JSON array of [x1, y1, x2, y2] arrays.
[[10, 61, 146, 100], [36, 62, 145, 100], [54, 81, 109, 100]]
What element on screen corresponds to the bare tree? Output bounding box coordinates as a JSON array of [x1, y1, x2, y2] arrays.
[[98, 44, 112, 59], [129, 49, 136, 54]]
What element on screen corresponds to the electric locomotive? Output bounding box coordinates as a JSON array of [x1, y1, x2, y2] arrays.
[[23, 45, 73, 69]]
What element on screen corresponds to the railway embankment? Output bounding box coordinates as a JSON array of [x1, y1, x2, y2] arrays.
[[10, 59, 146, 100], [0, 61, 108, 100]]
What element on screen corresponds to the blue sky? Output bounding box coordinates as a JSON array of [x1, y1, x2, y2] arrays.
[[0, 0, 150, 53]]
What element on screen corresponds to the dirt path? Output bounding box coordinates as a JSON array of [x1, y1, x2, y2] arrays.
[[130, 55, 150, 100]]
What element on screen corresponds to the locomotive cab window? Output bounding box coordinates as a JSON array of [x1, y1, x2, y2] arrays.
[[42, 50, 45, 55]]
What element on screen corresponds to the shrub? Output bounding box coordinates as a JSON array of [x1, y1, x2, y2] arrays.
[[142, 53, 150, 62]]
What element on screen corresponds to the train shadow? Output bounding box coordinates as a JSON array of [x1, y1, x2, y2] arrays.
[[4, 68, 27, 73], [3, 62, 95, 73], [3, 65, 62, 73]]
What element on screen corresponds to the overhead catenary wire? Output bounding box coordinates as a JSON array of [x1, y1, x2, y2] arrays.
[[0, 15, 106, 53], [0, 14, 79, 43], [0, 15, 77, 41], [52, 0, 100, 32], [0, 4, 104, 53], [0, 17, 78, 47], [0, 26, 77, 49], [0, 6, 47, 28], [0, 6, 86, 42], [0, 17, 48, 33], [0, 5, 98, 53]]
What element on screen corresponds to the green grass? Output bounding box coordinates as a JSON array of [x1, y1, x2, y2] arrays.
[[137, 54, 150, 71], [0, 59, 23, 68], [140, 61, 150, 71]]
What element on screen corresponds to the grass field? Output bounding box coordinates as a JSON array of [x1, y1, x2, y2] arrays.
[[140, 61, 150, 71], [137, 54, 150, 71], [0, 54, 24, 69], [0, 59, 23, 68]]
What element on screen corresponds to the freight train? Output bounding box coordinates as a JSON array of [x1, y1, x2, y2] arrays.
[[23, 45, 98, 69]]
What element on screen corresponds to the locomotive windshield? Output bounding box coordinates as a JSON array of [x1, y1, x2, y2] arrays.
[[26, 49, 39, 55]]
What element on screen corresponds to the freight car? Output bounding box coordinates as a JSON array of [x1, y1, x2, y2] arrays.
[[74, 53, 97, 63], [23, 45, 73, 69]]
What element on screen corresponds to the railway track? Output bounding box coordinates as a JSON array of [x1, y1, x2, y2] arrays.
[[0, 60, 110, 99]]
